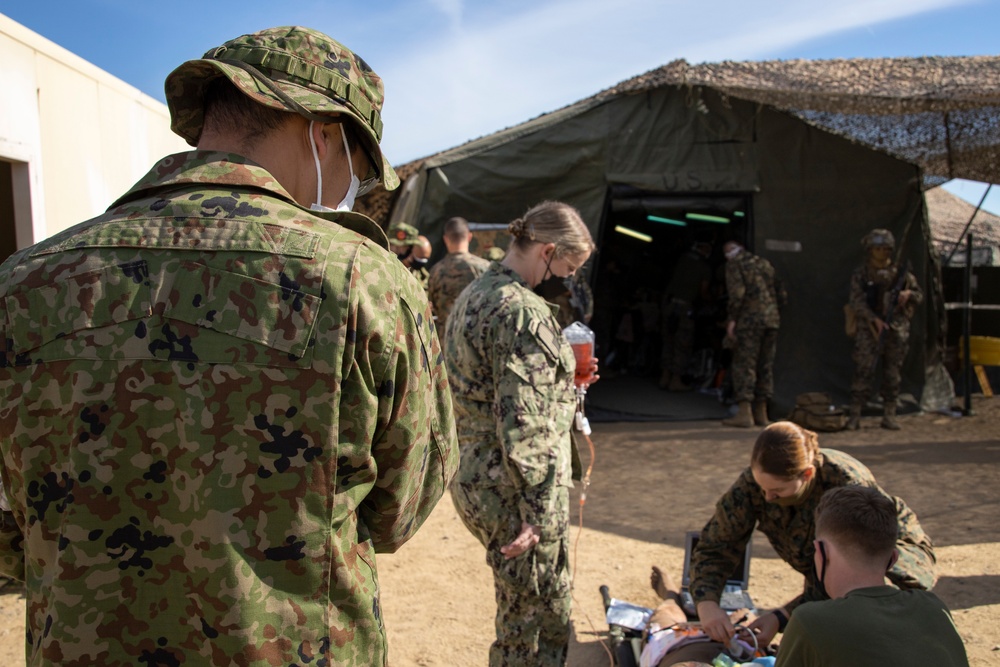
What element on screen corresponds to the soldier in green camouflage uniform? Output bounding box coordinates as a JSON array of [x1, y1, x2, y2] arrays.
[[721, 241, 785, 428], [691, 422, 935, 648], [847, 229, 922, 430], [445, 201, 596, 667], [0, 26, 458, 667], [387, 221, 431, 291], [428, 216, 490, 334]]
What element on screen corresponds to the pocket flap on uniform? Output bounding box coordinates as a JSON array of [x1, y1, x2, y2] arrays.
[[166, 261, 321, 357], [4, 261, 151, 352]]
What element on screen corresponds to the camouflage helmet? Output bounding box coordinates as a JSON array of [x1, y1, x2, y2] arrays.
[[862, 228, 895, 249], [164, 26, 399, 191], [387, 222, 420, 246]]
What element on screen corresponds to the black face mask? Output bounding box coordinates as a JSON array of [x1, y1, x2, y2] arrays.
[[396, 247, 412, 261], [533, 252, 564, 298], [535, 275, 569, 299], [411, 257, 429, 267]]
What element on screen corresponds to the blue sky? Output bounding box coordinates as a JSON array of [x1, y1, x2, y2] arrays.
[[2, 0, 998, 213]]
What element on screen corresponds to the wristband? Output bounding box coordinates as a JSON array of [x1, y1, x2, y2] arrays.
[[773, 609, 788, 632]]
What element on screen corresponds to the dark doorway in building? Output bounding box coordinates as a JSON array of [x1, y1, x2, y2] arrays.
[[587, 186, 752, 420], [0, 160, 24, 264]]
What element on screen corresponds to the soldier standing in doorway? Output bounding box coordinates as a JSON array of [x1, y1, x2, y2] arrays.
[[846, 229, 922, 430], [721, 240, 785, 428]]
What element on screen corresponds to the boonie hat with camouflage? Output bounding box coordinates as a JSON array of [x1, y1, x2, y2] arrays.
[[387, 222, 420, 246], [164, 26, 399, 191]]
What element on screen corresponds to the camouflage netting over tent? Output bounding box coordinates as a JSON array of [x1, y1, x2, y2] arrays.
[[601, 57, 1000, 189], [357, 56, 1000, 224]]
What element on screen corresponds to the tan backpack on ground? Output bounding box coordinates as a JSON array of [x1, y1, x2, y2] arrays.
[[788, 392, 848, 432]]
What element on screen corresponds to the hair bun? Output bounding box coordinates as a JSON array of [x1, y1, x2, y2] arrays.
[[508, 217, 526, 238]]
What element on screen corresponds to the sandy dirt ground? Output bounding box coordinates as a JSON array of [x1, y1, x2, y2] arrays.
[[0, 396, 997, 666]]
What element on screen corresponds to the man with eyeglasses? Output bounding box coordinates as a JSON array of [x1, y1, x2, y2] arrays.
[[775, 486, 967, 666], [0, 26, 458, 667]]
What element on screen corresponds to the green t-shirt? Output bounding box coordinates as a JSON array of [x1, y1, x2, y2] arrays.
[[776, 586, 968, 667]]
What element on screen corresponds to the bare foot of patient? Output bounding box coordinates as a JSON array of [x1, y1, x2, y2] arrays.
[[649, 565, 688, 627], [650, 565, 678, 600]]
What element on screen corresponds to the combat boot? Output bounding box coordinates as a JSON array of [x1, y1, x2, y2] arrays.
[[881, 403, 901, 430], [722, 401, 753, 428], [846, 402, 862, 430], [752, 400, 771, 426]]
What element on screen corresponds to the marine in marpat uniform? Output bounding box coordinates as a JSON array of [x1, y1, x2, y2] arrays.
[[0, 26, 458, 667], [847, 229, 922, 430], [690, 422, 936, 649], [428, 216, 489, 333], [387, 221, 431, 290], [445, 201, 597, 667], [721, 241, 785, 427]]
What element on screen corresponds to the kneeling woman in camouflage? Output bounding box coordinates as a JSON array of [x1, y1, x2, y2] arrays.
[[690, 421, 935, 649], [444, 201, 597, 666]]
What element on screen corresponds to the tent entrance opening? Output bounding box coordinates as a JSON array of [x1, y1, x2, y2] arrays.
[[587, 189, 752, 420]]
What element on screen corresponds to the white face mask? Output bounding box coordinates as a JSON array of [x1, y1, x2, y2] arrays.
[[725, 245, 743, 260], [308, 122, 360, 213]]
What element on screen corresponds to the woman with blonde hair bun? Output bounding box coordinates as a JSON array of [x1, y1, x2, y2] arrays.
[[444, 200, 597, 666], [680, 421, 936, 650]]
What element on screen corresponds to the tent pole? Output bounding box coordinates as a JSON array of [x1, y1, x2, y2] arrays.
[[962, 234, 974, 416], [945, 184, 992, 265]]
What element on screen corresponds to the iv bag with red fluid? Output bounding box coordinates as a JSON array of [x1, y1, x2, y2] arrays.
[[563, 321, 596, 387]]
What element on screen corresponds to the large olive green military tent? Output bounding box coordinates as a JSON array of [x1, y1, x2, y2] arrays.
[[359, 56, 1000, 418]]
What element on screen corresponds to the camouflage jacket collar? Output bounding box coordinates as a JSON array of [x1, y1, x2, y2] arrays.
[[108, 151, 389, 249], [109, 151, 297, 209], [487, 260, 529, 289], [486, 261, 561, 317], [813, 448, 831, 477]]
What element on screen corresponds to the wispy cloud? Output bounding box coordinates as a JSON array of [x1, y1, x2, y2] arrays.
[[377, 0, 975, 163], [427, 0, 464, 30]]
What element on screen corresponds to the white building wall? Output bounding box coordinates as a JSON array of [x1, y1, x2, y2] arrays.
[[0, 13, 189, 245]]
